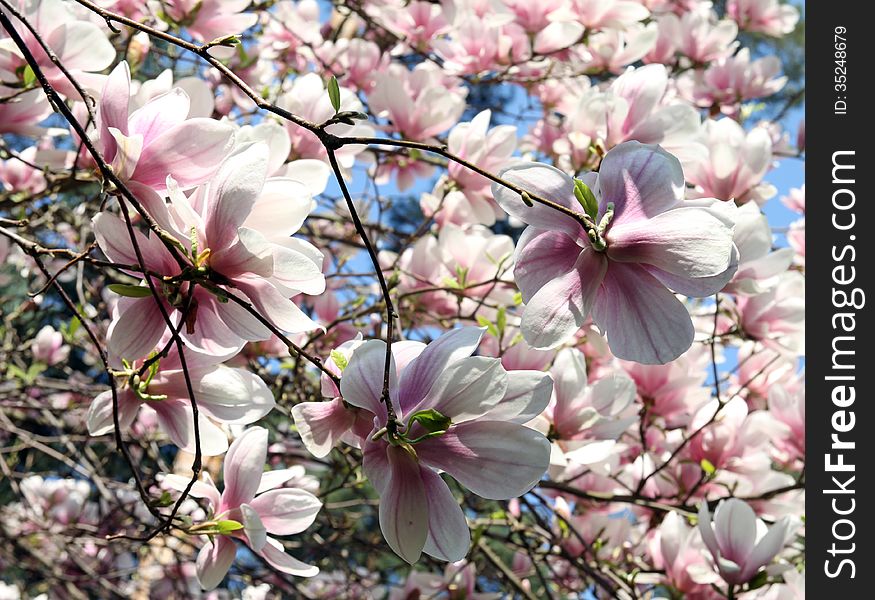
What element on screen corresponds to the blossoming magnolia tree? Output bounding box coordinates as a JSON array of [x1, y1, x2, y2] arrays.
[[0, 0, 804, 597]]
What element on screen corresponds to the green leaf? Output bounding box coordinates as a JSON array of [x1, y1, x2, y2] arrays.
[[407, 408, 452, 435], [747, 570, 769, 591], [475, 315, 499, 338], [22, 65, 36, 87], [154, 491, 174, 507], [108, 283, 153, 298], [215, 520, 244, 534], [327, 76, 341, 113], [496, 306, 507, 334], [573, 178, 599, 220], [330, 350, 348, 372], [700, 458, 716, 476]]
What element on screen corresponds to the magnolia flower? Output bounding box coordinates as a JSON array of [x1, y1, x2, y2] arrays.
[[561, 0, 650, 30], [369, 63, 468, 141], [163, 427, 322, 590], [446, 110, 518, 203], [0, 87, 51, 136], [156, 0, 258, 51], [339, 327, 552, 563], [277, 73, 375, 170], [649, 511, 718, 595], [0, 0, 114, 98], [727, 0, 799, 37], [559, 65, 702, 167], [95, 142, 324, 364], [493, 141, 738, 364], [723, 202, 793, 294], [87, 336, 275, 455], [675, 6, 739, 63], [96, 61, 236, 192], [533, 348, 637, 475], [687, 118, 776, 205], [31, 325, 70, 366], [698, 498, 794, 586]]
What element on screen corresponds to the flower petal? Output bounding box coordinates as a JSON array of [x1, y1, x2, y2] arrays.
[[417, 421, 550, 499], [492, 162, 581, 238], [196, 535, 236, 591], [421, 467, 470, 562], [514, 228, 582, 304], [598, 142, 685, 226], [291, 398, 357, 458], [339, 339, 398, 422], [221, 427, 268, 509], [483, 370, 554, 424], [521, 248, 607, 350], [258, 537, 319, 577], [248, 488, 322, 536], [241, 503, 267, 551], [591, 262, 694, 364], [398, 327, 484, 414], [378, 446, 428, 564]]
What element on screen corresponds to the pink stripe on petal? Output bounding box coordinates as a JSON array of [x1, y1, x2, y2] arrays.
[[421, 467, 470, 561], [592, 262, 694, 365]]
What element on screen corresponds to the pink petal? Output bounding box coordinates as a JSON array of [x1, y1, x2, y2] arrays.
[[161, 473, 221, 510], [591, 262, 694, 364], [92, 211, 174, 272], [378, 445, 428, 563], [598, 142, 685, 227], [409, 356, 507, 423], [420, 467, 470, 561], [398, 327, 484, 414], [514, 228, 582, 304], [203, 144, 269, 251], [221, 426, 268, 510], [133, 119, 235, 191], [233, 276, 320, 334], [339, 339, 398, 422], [152, 400, 229, 457], [416, 421, 550, 499], [196, 535, 236, 591], [86, 389, 140, 436], [248, 488, 322, 536], [291, 398, 357, 458], [241, 503, 267, 551], [98, 61, 131, 157], [128, 88, 190, 143], [492, 162, 581, 238], [607, 207, 736, 278], [106, 298, 166, 366], [484, 370, 553, 423], [258, 537, 319, 577], [521, 248, 607, 349]]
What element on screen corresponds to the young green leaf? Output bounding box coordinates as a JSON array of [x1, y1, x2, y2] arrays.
[[327, 76, 341, 113], [573, 178, 599, 221], [108, 284, 153, 298]]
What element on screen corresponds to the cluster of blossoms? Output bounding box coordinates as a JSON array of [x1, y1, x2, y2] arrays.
[[1, 0, 803, 598]]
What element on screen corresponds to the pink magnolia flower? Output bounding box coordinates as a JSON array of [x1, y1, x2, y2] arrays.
[[733, 271, 804, 356], [493, 141, 738, 364], [727, 0, 799, 37], [680, 49, 787, 113], [0, 146, 48, 195], [768, 383, 804, 463], [698, 498, 794, 586], [96, 61, 236, 192], [675, 6, 739, 64], [584, 22, 659, 73], [87, 336, 275, 456], [649, 511, 719, 595], [560, 0, 650, 30], [446, 109, 518, 204], [0, 0, 114, 99], [339, 327, 552, 563], [369, 63, 467, 141], [535, 348, 637, 475], [277, 73, 375, 170], [781, 185, 804, 214], [390, 560, 502, 600], [162, 427, 322, 590], [686, 118, 776, 205], [158, 0, 258, 48], [31, 325, 70, 366], [382, 0, 451, 47], [0, 87, 51, 136], [95, 143, 324, 364], [559, 65, 702, 168], [723, 202, 793, 295]]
